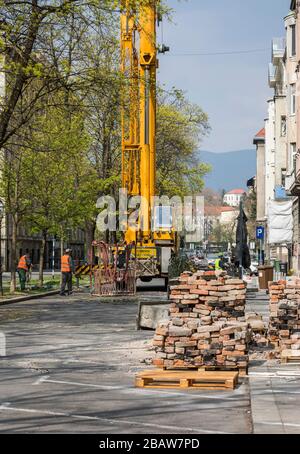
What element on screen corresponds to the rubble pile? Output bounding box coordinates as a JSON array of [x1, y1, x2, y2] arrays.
[[153, 271, 251, 373]]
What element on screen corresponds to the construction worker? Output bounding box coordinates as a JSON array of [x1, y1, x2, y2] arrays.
[[215, 254, 225, 271], [60, 249, 74, 296], [17, 253, 31, 291]]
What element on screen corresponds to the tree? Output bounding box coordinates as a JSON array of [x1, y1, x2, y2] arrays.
[[201, 188, 223, 206], [22, 94, 91, 286], [244, 189, 256, 240], [0, 145, 33, 291], [210, 220, 237, 248], [156, 88, 211, 197], [0, 0, 154, 149]]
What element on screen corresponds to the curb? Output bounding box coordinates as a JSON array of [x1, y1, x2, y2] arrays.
[[0, 290, 61, 306]]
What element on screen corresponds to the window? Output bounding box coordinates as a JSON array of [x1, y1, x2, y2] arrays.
[[291, 143, 297, 169], [291, 84, 296, 115], [281, 116, 287, 136], [281, 169, 287, 187], [291, 24, 296, 57]]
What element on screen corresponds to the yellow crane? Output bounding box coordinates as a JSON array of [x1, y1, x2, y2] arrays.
[[121, 0, 176, 281]]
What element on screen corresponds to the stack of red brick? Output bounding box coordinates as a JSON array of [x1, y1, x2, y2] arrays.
[[268, 279, 300, 354], [153, 271, 250, 373]]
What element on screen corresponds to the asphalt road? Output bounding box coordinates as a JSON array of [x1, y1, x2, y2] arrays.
[[0, 292, 252, 434]]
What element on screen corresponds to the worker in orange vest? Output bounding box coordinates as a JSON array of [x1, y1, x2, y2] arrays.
[[17, 253, 31, 291], [60, 249, 74, 296]]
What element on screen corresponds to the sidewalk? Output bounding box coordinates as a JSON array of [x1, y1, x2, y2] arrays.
[[247, 290, 300, 434]]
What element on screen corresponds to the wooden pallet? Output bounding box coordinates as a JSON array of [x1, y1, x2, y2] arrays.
[[135, 370, 239, 390], [197, 365, 248, 377], [281, 350, 300, 364], [160, 365, 248, 377]]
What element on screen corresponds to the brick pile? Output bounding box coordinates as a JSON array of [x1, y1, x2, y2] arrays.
[[246, 313, 268, 348], [153, 271, 251, 373], [268, 279, 300, 355]]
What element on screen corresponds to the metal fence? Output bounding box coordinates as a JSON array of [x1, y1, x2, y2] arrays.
[[92, 268, 136, 297]]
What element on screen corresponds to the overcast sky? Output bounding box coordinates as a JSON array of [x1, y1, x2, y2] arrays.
[[158, 0, 290, 153]]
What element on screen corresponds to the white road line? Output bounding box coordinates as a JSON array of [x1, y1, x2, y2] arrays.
[[0, 403, 231, 434], [265, 390, 300, 395], [249, 371, 300, 378], [33, 377, 121, 391], [33, 376, 49, 385], [260, 421, 300, 429], [33, 376, 240, 400]]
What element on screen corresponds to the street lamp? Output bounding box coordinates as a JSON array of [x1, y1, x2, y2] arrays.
[[0, 201, 4, 296]]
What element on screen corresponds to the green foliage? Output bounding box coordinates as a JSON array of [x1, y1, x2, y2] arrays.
[[156, 88, 211, 197], [0, 0, 211, 281], [168, 251, 195, 279]]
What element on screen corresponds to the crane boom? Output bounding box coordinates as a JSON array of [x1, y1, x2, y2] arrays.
[[121, 1, 176, 279], [139, 1, 157, 241]]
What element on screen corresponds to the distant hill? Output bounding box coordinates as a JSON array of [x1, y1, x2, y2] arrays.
[[199, 149, 256, 192]]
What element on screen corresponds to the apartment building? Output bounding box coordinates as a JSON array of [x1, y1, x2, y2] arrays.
[[223, 189, 246, 207], [255, 5, 297, 267], [289, 0, 300, 272]]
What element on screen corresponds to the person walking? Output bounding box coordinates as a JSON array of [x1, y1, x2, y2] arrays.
[[60, 249, 74, 296], [17, 253, 31, 291]]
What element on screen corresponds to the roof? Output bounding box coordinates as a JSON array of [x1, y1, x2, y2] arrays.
[[225, 189, 246, 195], [254, 128, 265, 138], [253, 127, 265, 144], [291, 0, 296, 11], [205, 206, 236, 216]]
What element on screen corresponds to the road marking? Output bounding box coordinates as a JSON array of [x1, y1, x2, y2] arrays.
[[0, 402, 11, 410], [249, 371, 300, 378], [33, 376, 49, 385], [33, 376, 241, 400], [0, 403, 231, 434], [260, 421, 300, 429], [33, 377, 121, 391]]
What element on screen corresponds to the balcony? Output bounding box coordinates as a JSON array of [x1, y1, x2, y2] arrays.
[[285, 170, 296, 195], [268, 63, 276, 88], [285, 169, 300, 195], [272, 38, 286, 64]]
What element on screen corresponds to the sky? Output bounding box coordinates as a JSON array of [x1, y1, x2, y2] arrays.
[[157, 0, 290, 153]]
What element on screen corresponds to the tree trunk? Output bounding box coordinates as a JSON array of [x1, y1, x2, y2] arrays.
[[59, 236, 65, 285], [0, 2, 42, 148], [39, 232, 47, 288], [85, 221, 95, 265], [10, 216, 18, 293]]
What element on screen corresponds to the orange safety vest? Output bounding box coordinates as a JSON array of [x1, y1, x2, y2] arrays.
[[61, 255, 71, 273], [18, 255, 28, 271]]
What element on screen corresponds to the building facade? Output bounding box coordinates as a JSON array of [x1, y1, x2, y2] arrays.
[[289, 0, 300, 272], [255, 2, 298, 268], [223, 189, 246, 207]]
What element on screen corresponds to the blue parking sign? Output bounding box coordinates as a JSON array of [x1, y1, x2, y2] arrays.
[[256, 226, 264, 240]]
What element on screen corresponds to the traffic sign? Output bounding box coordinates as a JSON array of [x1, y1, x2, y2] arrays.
[[256, 226, 265, 240]]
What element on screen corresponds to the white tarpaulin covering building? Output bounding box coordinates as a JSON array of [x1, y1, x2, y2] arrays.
[[268, 200, 293, 244]]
